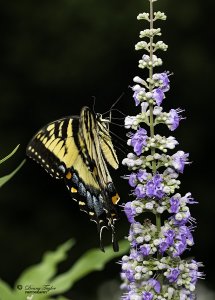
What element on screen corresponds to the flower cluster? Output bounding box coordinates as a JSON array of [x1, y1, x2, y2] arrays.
[[120, 1, 203, 299]]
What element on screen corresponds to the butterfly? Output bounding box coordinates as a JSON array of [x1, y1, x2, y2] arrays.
[[26, 106, 120, 251]]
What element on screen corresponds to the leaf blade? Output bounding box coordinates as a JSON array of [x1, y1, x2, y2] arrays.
[[49, 240, 129, 295], [15, 239, 75, 290], [0, 145, 20, 165], [0, 159, 26, 188], [0, 279, 15, 300]]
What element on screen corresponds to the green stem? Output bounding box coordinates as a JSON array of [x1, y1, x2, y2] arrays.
[[148, 0, 162, 264], [149, 0, 156, 173]]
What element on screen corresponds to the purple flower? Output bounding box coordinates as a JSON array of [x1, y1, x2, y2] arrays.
[[159, 240, 168, 253], [182, 192, 198, 205], [164, 229, 175, 246], [130, 247, 142, 260], [121, 5, 202, 297], [172, 210, 191, 226], [131, 128, 148, 155], [155, 189, 165, 198], [124, 202, 136, 223], [137, 169, 148, 182], [189, 261, 202, 285], [129, 173, 137, 187], [147, 278, 161, 293], [166, 267, 180, 283], [132, 85, 146, 106], [189, 269, 198, 284], [143, 174, 165, 199], [177, 226, 194, 245], [153, 72, 170, 92], [133, 90, 141, 106], [152, 88, 164, 106], [142, 291, 153, 300], [169, 196, 180, 213], [153, 174, 164, 198], [145, 180, 155, 197], [125, 269, 135, 282], [168, 109, 182, 131], [172, 151, 189, 173], [139, 244, 151, 256], [153, 174, 162, 184], [173, 241, 186, 256], [135, 184, 145, 198]]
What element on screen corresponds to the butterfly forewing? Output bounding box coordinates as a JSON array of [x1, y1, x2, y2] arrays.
[[26, 117, 80, 179], [26, 106, 120, 251]]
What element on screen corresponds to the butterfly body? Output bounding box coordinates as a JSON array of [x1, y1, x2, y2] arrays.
[[27, 106, 120, 251]]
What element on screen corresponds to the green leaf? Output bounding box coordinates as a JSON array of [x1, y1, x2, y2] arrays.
[[15, 239, 75, 290], [0, 159, 26, 188], [0, 145, 20, 165], [49, 240, 129, 296], [0, 279, 15, 300]]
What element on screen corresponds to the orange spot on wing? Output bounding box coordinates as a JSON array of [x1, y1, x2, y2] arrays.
[[66, 171, 72, 179], [71, 187, 77, 193], [112, 193, 120, 205]]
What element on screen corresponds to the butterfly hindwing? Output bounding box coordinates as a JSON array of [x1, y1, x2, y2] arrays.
[[78, 107, 120, 250], [26, 106, 120, 251]]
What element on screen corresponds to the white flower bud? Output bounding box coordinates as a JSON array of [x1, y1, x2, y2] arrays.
[[137, 12, 150, 21], [145, 202, 154, 210], [175, 213, 183, 221], [153, 238, 161, 246], [157, 206, 165, 213], [154, 11, 167, 21], [134, 272, 142, 280], [133, 76, 144, 84], [189, 284, 196, 292], [144, 234, 151, 241], [125, 116, 136, 129], [132, 84, 141, 91], [136, 236, 144, 243], [153, 106, 163, 115], [135, 206, 143, 214], [127, 153, 136, 159], [135, 159, 143, 166], [135, 266, 143, 273]]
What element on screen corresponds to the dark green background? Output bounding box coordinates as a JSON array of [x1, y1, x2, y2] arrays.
[[0, 0, 214, 298]]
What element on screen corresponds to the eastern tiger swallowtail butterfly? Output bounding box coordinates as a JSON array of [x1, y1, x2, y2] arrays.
[[26, 106, 120, 251]]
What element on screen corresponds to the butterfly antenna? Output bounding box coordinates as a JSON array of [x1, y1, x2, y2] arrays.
[[110, 108, 127, 117], [109, 92, 125, 112], [109, 121, 124, 128], [102, 92, 125, 119]]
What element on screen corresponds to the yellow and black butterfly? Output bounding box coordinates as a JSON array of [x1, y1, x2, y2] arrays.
[[26, 106, 120, 251]]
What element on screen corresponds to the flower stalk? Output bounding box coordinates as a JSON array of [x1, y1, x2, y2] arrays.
[[120, 0, 203, 299]]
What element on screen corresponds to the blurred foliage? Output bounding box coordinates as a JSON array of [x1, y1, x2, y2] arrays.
[[0, 239, 129, 300], [0, 0, 214, 298], [0, 145, 25, 188]]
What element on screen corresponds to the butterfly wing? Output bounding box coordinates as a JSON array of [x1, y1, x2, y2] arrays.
[[26, 114, 102, 202], [97, 120, 119, 170], [78, 107, 120, 251], [26, 107, 120, 251], [27, 117, 83, 177]]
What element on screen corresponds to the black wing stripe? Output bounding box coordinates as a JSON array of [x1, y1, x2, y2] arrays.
[[27, 107, 119, 252], [97, 121, 119, 168]]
